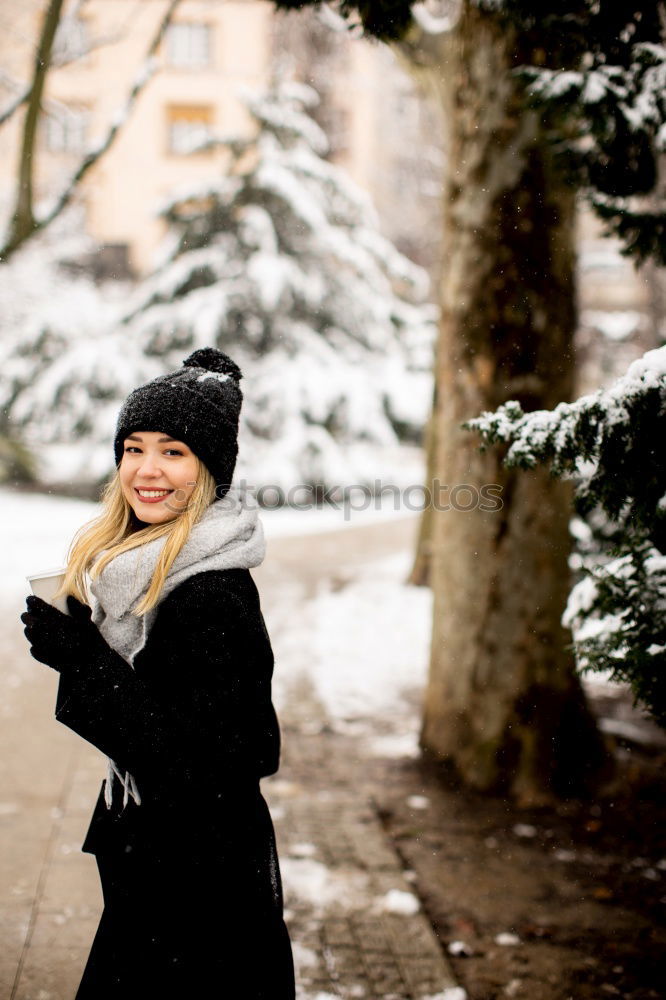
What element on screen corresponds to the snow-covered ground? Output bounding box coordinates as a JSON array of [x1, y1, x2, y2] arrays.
[[267, 542, 432, 758], [1, 490, 99, 592]]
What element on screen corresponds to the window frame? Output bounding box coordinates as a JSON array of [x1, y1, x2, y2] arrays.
[[43, 102, 90, 155], [165, 104, 215, 156], [165, 22, 213, 71]]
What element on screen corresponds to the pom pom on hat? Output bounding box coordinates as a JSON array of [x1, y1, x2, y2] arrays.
[[183, 348, 242, 382]]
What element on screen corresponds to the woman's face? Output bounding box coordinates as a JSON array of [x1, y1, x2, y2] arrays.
[[119, 431, 199, 525]]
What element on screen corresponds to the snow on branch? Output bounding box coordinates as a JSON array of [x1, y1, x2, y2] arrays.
[[465, 344, 666, 722], [35, 0, 182, 230], [34, 61, 161, 232], [464, 345, 666, 525], [0, 27, 129, 128], [562, 535, 666, 725], [0, 82, 32, 128]]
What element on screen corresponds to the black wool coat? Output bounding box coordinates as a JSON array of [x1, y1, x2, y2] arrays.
[[55, 567, 295, 999]]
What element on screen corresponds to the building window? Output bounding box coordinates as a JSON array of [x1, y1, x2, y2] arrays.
[[52, 13, 90, 63], [44, 104, 89, 154], [167, 105, 214, 155], [166, 23, 211, 70]]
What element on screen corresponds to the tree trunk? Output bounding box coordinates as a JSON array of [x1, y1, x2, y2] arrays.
[[402, 4, 610, 802], [407, 334, 439, 586], [407, 402, 435, 586]]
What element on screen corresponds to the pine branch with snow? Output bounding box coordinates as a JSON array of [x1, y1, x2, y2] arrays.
[[464, 347, 666, 529], [485, 3, 666, 263], [563, 540, 666, 727], [0, 205, 159, 485], [464, 345, 666, 724]]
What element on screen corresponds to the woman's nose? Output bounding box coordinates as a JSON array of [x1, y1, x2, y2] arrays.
[[136, 453, 162, 477]]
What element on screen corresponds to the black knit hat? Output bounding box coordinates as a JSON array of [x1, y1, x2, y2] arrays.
[[114, 348, 243, 498]]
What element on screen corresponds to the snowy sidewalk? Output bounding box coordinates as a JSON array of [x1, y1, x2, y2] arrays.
[[270, 782, 460, 999], [265, 665, 461, 1000], [1, 495, 461, 1000]]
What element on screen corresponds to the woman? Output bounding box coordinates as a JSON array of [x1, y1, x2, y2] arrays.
[[21, 348, 296, 999]]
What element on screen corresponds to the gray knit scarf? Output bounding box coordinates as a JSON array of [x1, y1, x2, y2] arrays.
[[88, 488, 266, 809]]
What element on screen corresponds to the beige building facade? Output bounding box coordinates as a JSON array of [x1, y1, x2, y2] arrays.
[[2, 0, 274, 272], [0, 0, 439, 276]]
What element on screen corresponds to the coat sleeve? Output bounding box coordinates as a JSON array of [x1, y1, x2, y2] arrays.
[[54, 573, 280, 784]]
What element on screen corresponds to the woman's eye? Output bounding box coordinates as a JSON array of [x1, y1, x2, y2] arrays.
[[124, 446, 141, 453], [165, 449, 183, 456]]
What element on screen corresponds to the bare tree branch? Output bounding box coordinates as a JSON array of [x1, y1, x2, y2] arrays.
[[0, 82, 32, 128], [0, 0, 183, 262], [2, 0, 66, 258], [53, 27, 130, 68], [0, 21, 145, 129]]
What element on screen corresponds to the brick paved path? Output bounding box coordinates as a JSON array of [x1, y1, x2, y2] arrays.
[[2, 516, 461, 1000], [266, 665, 460, 1000]]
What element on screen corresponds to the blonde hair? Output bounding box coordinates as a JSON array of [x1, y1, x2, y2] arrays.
[[56, 458, 217, 616]]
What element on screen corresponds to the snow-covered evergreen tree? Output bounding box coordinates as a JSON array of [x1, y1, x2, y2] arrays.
[[464, 346, 666, 726], [0, 82, 436, 494], [0, 205, 149, 487], [119, 80, 436, 493]]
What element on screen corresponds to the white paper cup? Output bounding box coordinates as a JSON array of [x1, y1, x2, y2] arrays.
[[26, 569, 69, 614]]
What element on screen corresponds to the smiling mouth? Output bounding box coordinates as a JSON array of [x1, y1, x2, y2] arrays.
[[134, 488, 174, 501]]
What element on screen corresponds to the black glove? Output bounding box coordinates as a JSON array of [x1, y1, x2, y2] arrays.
[[21, 594, 112, 674]]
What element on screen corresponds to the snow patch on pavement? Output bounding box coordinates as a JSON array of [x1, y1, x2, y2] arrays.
[[279, 856, 370, 913], [291, 940, 318, 969], [379, 888, 420, 915], [420, 989, 468, 1000]]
